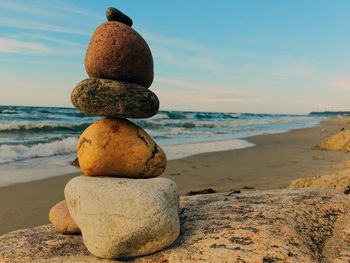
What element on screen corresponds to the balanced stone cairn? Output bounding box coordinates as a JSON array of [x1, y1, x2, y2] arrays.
[[49, 7, 180, 259]]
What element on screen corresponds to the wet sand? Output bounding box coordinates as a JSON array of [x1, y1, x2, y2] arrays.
[[0, 120, 349, 235]]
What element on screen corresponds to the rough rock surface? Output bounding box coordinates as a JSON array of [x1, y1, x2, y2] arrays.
[[49, 200, 80, 234], [71, 78, 159, 118], [2, 190, 350, 262], [317, 130, 350, 152], [85, 22, 153, 87], [78, 118, 166, 177], [289, 165, 350, 194], [65, 176, 180, 259]]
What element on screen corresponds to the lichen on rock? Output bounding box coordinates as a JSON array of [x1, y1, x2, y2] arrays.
[[2, 190, 350, 262]]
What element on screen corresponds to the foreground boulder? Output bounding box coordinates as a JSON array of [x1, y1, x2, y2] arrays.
[[65, 176, 180, 259], [78, 118, 167, 177], [289, 165, 350, 194], [49, 200, 80, 234], [2, 189, 350, 262]]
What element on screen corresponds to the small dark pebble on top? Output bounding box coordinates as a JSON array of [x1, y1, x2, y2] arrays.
[[106, 7, 133, 27]]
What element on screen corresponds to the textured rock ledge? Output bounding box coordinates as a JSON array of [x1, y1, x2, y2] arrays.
[[2, 189, 350, 262], [289, 161, 350, 194], [289, 171, 350, 194]]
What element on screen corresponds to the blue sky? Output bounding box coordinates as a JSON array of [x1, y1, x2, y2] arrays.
[[0, 0, 350, 114]]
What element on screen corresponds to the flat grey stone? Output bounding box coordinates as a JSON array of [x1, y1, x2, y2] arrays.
[[71, 78, 159, 118]]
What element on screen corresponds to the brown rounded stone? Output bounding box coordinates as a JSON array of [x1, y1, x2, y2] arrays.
[[77, 118, 167, 178], [85, 22, 153, 87], [48, 200, 80, 235], [71, 78, 159, 118]]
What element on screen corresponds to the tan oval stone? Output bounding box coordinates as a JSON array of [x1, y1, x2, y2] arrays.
[[49, 200, 80, 235], [85, 22, 153, 87], [77, 118, 167, 177]]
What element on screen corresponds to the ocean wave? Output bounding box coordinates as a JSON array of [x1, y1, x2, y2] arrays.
[[149, 113, 168, 120], [137, 116, 312, 131], [0, 106, 89, 119], [41, 110, 88, 118], [161, 111, 240, 120], [0, 106, 322, 166], [166, 111, 195, 119], [0, 115, 313, 135], [195, 112, 239, 119], [0, 110, 17, 114], [0, 137, 77, 164], [0, 121, 91, 133], [149, 128, 211, 137]]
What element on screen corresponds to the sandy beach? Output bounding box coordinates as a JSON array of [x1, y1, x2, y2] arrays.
[[0, 120, 349, 235]]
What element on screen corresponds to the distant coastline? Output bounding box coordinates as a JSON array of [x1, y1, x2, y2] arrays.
[[309, 111, 350, 117]]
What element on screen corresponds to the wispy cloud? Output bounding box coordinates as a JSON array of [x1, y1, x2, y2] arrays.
[[151, 42, 226, 73], [0, 1, 57, 18], [0, 72, 75, 107], [0, 38, 50, 54], [153, 76, 260, 111], [155, 77, 246, 95], [0, 35, 85, 56], [31, 0, 99, 18], [0, 16, 89, 35], [274, 60, 317, 79], [330, 80, 350, 91], [144, 31, 292, 77], [16, 33, 84, 48], [141, 30, 229, 73], [0, 0, 99, 19], [151, 44, 205, 67], [328, 71, 350, 91], [143, 31, 207, 52], [156, 89, 260, 112]]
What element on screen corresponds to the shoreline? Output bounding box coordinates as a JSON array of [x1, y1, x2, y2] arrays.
[[0, 119, 349, 234], [0, 120, 321, 188]]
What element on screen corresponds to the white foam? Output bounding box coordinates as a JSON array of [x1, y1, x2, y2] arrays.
[[0, 152, 79, 187], [140, 116, 314, 131], [163, 139, 254, 160], [0, 121, 89, 131], [0, 137, 77, 164], [0, 110, 17, 114]]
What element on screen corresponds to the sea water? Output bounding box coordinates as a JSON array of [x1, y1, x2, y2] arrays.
[[0, 105, 328, 186]]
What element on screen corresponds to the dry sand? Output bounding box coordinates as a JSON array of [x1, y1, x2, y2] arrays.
[[0, 119, 349, 235]]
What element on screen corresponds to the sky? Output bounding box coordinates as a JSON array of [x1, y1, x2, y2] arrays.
[[0, 0, 350, 114]]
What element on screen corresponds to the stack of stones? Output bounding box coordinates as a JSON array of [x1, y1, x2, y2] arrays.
[[49, 7, 180, 260]]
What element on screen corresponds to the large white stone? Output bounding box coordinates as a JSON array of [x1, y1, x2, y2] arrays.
[[64, 176, 180, 259]]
